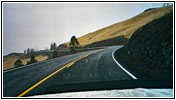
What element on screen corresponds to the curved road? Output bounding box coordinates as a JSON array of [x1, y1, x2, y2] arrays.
[[3, 46, 139, 97]]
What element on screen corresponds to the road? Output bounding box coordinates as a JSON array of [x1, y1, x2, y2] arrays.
[[3, 46, 143, 97]]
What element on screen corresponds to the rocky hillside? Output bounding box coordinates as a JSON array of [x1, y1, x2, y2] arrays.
[[116, 10, 173, 80], [61, 5, 173, 48]]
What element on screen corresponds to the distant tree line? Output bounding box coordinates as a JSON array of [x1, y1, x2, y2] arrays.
[[18, 36, 80, 67], [162, 3, 172, 7], [24, 48, 38, 54], [16, 42, 58, 68], [16, 37, 80, 68]]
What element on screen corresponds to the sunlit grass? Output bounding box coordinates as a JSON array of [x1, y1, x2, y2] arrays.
[[65, 5, 172, 47], [3, 55, 48, 70]]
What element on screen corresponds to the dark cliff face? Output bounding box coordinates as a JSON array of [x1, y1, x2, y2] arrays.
[[118, 11, 173, 79]]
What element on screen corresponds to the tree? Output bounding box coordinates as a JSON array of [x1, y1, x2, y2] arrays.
[[50, 42, 57, 50], [14, 59, 23, 68], [69, 36, 79, 53], [53, 42, 57, 50], [50, 43, 53, 50], [24, 50, 27, 54], [27, 55, 37, 65], [70, 36, 79, 48], [27, 48, 30, 54], [30, 55, 37, 63], [26, 48, 35, 54]]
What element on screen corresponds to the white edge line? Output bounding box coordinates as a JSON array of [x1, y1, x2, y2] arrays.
[[112, 48, 137, 80]]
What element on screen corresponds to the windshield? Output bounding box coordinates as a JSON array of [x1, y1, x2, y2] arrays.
[[2, 1, 174, 98]]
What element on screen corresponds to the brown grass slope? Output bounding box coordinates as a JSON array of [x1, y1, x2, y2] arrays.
[[3, 53, 48, 70], [64, 5, 172, 47]]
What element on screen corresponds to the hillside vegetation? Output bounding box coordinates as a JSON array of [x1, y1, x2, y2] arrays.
[[116, 10, 173, 80], [62, 5, 172, 47], [3, 53, 49, 70]]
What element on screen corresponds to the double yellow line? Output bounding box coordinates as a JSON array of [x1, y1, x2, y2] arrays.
[[17, 54, 90, 97]]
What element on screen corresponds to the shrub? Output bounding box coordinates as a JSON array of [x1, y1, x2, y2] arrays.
[[14, 59, 24, 68]]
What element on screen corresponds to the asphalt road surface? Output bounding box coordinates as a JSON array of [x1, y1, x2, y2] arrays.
[[3, 46, 145, 97]]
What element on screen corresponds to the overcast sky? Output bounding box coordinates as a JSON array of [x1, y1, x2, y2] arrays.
[[3, 2, 166, 55]]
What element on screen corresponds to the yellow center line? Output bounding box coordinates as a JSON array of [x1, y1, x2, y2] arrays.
[[66, 62, 75, 68], [17, 54, 92, 97], [17, 65, 67, 97]]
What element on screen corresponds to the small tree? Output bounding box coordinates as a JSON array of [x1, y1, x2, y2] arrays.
[[69, 36, 79, 53], [27, 48, 30, 54], [14, 59, 23, 68], [53, 42, 57, 50], [50, 43, 53, 50], [27, 55, 37, 65], [50, 42, 57, 50], [30, 55, 37, 63]]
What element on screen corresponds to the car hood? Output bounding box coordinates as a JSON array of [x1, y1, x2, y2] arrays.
[[30, 88, 173, 97]]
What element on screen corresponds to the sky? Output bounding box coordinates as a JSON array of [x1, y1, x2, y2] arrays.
[[3, 2, 166, 55]]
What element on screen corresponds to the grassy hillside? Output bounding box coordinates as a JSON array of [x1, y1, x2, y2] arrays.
[[3, 53, 49, 70], [62, 5, 172, 47], [3, 53, 22, 70], [116, 10, 173, 80]]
